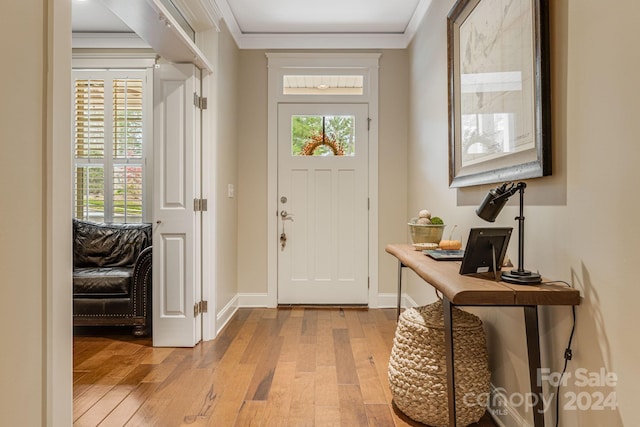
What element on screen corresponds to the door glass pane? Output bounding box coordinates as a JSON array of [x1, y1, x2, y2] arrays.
[[291, 115, 355, 156]]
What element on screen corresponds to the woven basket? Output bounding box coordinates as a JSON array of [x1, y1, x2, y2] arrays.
[[388, 301, 490, 427]]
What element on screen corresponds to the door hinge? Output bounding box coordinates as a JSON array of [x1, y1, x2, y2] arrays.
[[194, 300, 208, 316], [368, 198, 370, 211], [193, 93, 208, 110], [367, 117, 371, 131], [368, 277, 370, 289], [194, 198, 208, 212]]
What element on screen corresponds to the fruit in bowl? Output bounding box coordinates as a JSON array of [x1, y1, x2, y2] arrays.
[[408, 210, 445, 244]]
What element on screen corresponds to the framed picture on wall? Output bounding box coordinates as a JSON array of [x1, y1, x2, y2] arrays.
[[447, 0, 552, 188]]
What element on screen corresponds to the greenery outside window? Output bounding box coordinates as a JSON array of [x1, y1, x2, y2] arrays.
[[291, 115, 356, 156]]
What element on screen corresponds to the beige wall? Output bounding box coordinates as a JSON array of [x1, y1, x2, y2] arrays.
[[236, 49, 409, 298], [408, 0, 640, 426], [377, 50, 410, 295], [1, 0, 73, 425], [237, 50, 270, 295], [213, 21, 240, 314], [0, 2, 45, 423]]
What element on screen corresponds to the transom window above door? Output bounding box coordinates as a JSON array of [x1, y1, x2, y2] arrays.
[[283, 75, 364, 95], [291, 115, 356, 156]]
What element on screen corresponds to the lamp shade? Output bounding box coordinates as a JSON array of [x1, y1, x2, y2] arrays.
[[476, 187, 510, 222]]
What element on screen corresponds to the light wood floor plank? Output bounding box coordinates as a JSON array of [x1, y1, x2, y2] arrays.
[[351, 337, 388, 404], [333, 328, 360, 386], [315, 365, 340, 407], [262, 361, 296, 423], [364, 403, 396, 427], [287, 372, 315, 426], [315, 405, 341, 426], [338, 384, 368, 426], [97, 382, 158, 426], [244, 336, 284, 401], [233, 400, 268, 427], [295, 342, 317, 373], [344, 309, 366, 339]]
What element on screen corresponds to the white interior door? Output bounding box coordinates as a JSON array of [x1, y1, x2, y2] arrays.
[[277, 103, 369, 304], [152, 63, 202, 347]]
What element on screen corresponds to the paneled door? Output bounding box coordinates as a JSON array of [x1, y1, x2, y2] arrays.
[[152, 63, 202, 346], [277, 104, 369, 304]]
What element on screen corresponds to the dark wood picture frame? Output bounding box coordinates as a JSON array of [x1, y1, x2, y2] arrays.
[[447, 0, 551, 188]]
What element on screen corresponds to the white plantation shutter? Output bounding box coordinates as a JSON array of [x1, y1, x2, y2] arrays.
[[113, 78, 143, 158], [74, 79, 105, 159], [113, 165, 143, 221], [73, 70, 148, 223], [74, 165, 105, 220], [113, 78, 144, 222]]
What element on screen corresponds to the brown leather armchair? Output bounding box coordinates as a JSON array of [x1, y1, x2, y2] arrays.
[[72, 219, 152, 336]]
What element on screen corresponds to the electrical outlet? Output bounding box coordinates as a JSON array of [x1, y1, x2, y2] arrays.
[[228, 184, 235, 198]]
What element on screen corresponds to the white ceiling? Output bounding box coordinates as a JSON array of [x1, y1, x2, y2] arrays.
[[72, 0, 432, 49], [72, 0, 133, 33], [217, 0, 432, 48]]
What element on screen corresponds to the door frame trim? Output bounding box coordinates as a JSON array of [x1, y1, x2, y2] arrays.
[[266, 53, 380, 307]]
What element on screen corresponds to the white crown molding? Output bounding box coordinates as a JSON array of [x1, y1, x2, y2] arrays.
[[404, 0, 433, 44], [213, 0, 432, 49], [171, 0, 222, 32], [214, 0, 243, 41], [238, 32, 412, 50]]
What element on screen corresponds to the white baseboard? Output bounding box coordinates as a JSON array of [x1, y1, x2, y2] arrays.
[[215, 294, 239, 336], [236, 293, 271, 307], [376, 293, 417, 309], [376, 293, 399, 308], [404, 294, 418, 308], [234, 293, 407, 309]]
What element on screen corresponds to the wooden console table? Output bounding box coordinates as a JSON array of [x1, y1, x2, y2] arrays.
[[386, 244, 580, 427]]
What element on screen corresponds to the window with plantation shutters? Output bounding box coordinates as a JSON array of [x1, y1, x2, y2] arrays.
[[73, 71, 148, 223]]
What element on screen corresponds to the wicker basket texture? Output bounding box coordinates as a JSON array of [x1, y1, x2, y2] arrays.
[[388, 301, 490, 427]]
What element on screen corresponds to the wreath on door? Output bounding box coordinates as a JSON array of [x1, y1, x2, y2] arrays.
[[300, 133, 345, 156]]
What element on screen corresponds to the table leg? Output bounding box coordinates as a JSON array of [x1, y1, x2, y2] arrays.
[[396, 260, 404, 319], [443, 298, 457, 427], [524, 306, 545, 427]]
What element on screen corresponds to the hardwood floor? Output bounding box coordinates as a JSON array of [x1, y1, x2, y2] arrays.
[[73, 307, 497, 426]]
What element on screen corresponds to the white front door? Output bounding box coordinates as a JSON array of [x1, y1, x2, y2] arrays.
[[277, 103, 369, 304], [152, 63, 202, 347]]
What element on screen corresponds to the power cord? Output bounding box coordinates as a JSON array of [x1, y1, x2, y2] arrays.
[[541, 280, 577, 427]]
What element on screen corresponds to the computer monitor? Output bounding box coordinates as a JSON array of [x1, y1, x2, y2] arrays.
[[459, 227, 513, 277]]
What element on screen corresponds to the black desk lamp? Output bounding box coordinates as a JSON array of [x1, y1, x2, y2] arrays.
[[476, 181, 542, 284]]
